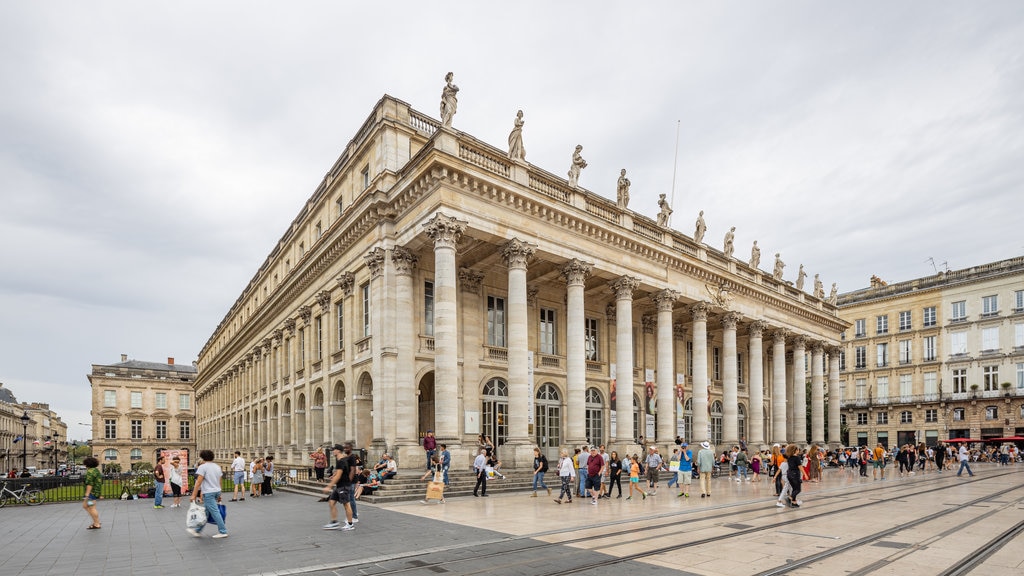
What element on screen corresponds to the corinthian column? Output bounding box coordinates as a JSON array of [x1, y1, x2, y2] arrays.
[[792, 335, 807, 444], [810, 342, 825, 445], [771, 329, 788, 443], [690, 302, 710, 444], [721, 312, 740, 447], [653, 289, 679, 444], [561, 259, 592, 447], [747, 321, 766, 446], [423, 213, 465, 445], [392, 246, 418, 449], [611, 276, 639, 444], [502, 239, 535, 458], [827, 346, 841, 448]]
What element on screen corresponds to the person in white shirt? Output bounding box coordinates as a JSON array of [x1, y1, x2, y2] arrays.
[[956, 444, 974, 477], [473, 448, 488, 497], [553, 448, 576, 504], [230, 451, 246, 501], [188, 450, 228, 538]]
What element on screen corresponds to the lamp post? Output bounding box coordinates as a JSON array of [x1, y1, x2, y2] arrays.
[[52, 432, 61, 473], [20, 412, 30, 473]]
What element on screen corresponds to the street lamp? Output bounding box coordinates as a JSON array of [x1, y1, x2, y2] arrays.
[[52, 432, 61, 473], [20, 412, 30, 473]]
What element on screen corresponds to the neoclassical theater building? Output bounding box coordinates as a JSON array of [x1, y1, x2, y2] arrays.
[[195, 90, 847, 469]]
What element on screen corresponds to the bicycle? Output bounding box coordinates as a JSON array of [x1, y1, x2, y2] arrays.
[[0, 481, 46, 507]]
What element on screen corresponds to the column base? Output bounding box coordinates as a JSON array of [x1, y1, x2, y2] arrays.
[[395, 442, 427, 470], [609, 442, 642, 459]]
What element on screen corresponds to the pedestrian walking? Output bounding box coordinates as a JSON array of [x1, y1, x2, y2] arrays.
[[473, 448, 488, 497], [956, 444, 974, 477], [321, 443, 356, 531], [188, 449, 228, 538], [153, 455, 167, 509], [231, 451, 247, 500], [608, 451, 623, 498], [553, 448, 575, 504], [676, 443, 693, 498], [531, 447, 550, 497], [82, 456, 102, 530], [696, 441, 715, 498], [626, 455, 647, 500]]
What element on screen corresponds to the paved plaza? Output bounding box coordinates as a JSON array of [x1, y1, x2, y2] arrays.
[[1, 463, 1023, 576]]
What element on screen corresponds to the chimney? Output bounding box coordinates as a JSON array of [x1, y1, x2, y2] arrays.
[[167, 357, 175, 366], [121, 354, 128, 362]]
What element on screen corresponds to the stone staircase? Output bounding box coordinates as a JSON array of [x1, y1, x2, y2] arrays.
[[276, 468, 537, 504]]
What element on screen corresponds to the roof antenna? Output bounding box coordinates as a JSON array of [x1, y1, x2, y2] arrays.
[[668, 120, 681, 227]]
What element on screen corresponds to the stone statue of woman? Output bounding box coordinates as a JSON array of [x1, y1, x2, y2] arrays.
[[656, 194, 672, 226], [694, 210, 706, 244], [828, 282, 838, 305], [813, 274, 824, 299], [440, 72, 459, 127], [796, 264, 807, 291], [507, 110, 525, 160], [723, 227, 736, 259], [567, 145, 587, 189], [616, 169, 630, 207], [749, 240, 761, 269], [773, 253, 785, 280]]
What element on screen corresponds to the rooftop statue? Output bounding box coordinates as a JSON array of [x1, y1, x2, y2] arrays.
[[508, 110, 525, 160], [723, 226, 736, 259], [440, 72, 459, 127], [656, 194, 672, 227], [694, 210, 706, 244], [773, 253, 785, 281], [749, 240, 761, 269], [616, 169, 631, 208], [567, 145, 587, 189], [813, 274, 824, 299], [828, 283, 838, 305], [796, 264, 807, 291]]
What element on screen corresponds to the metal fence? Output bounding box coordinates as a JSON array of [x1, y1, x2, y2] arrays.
[[1, 473, 232, 505]]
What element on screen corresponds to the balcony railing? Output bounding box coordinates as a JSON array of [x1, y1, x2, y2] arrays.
[[840, 389, 1022, 408]]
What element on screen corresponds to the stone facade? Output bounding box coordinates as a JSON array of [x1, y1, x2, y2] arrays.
[[194, 94, 846, 471], [0, 383, 68, 474], [87, 355, 197, 470], [838, 257, 1024, 448]]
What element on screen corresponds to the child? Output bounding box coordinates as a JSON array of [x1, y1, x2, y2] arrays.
[[626, 456, 648, 500], [774, 457, 791, 508]]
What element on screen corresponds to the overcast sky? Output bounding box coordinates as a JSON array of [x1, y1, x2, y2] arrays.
[[2, 2, 1022, 441]]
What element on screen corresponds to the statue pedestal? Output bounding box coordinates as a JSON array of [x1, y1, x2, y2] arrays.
[[697, 247, 708, 262]]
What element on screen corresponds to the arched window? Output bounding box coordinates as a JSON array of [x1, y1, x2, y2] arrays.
[[130, 448, 142, 461], [535, 384, 561, 449], [985, 406, 998, 420], [711, 401, 724, 446], [737, 404, 747, 441], [103, 449, 118, 461], [585, 388, 604, 446], [482, 378, 509, 447]]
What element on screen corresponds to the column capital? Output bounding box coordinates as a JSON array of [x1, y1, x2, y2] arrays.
[[500, 238, 536, 269], [826, 344, 844, 356], [721, 311, 741, 330], [748, 320, 768, 338], [282, 319, 296, 337], [458, 267, 484, 293], [792, 334, 808, 349], [337, 271, 355, 297], [316, 290, 332, 314], [262, 338, 272, 355], [673, 323, 688, 340], [690, 301, 710, 322], [391, 246, 418, 276], [297, 305, 312, 325], [424, 212, 466, 249], [559, 258, 593, 286], [771, 328, 789, 345], [811, 341, 825, 355], [609, 276, 640, 300], [653, 289, 679, 311], [642, 315, 657, 334], [251, 346, 262, 360], [365, 247, 387, 277]]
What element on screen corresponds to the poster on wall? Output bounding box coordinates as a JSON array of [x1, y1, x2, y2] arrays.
[[159, 448, 190, 492], [644, 369, 655, 415], [609, 363, 617, 438], [527, 351, 535, 429], [675, 373, 686, 439]]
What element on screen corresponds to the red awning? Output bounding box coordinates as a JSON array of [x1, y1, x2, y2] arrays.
[[986, 437, 1024, 442], [943, 438, 981, 443]]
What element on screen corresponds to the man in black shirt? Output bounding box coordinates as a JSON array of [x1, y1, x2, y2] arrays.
[[321, 443, 356, 531]]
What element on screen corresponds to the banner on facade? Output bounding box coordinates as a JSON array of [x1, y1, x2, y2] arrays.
[[675, 373, 686, 439]]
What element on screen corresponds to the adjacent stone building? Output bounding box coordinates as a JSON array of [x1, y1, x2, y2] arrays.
[[87, 355, 197, 470], [837, 256, 1024, 448], [0, 383, 68, 473], [194, 92, 846, 470]]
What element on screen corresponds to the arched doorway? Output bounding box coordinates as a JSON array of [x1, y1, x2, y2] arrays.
[[585, 387, 604, 447], [418, 372, 435, 437], [535, 383, 561, 460], [354, 374, 373, 449], [282, 398, 292, 446], [482, 378, 508, 449], [311, 387, 325, 445], [737, 403, 747, 444], [332, 381, 346, 443], [296, 393, 307, 448], [711, 401, 723, 446]]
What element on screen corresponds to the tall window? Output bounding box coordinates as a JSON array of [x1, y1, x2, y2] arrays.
[[584, 388, 604, 445], [130, 391, 142, 409], [487, 295, 506, 347], [711, 401, 723, 446], [899, 374, 912, 398], [1016, 323, 1024, 348], [686, 341, 694, 376], [155, 393, 167, 410], [482, 379, 509, 446], [713, 347, 721, 381], [923, 336, 936, 361], [855, 319, 866, 337], [315, 315, 323, 360], [683, 398, 693, 442], [857, 412, 868, 425], [179, 421, 191, 440], [179, 394, 190, 410], [335, 197, 344, 219], [1015, 290, 1024, 312], [737, 404, 747, 440], [131, 420, 142, 440], [839, 349, 846, 371], [336, 302, 344, 350], [539, 308, 557, 355], [876, 315, 889, 335], [361, 283, 371, 338], [982, 295, 998, 316], [855, 346, 866, 369], [535, 384, 561, 448], [924, 372, 937, 396], [950, 332, 967, 355], [923, 306, 937, 327], [900, 411, 912, 424], [361, 165, 370, 189], [156, 420, 167, 440], [899, 340, 912, 364], [855, 378, 866, 400], [981, 327, 999, 351], [899, 311, 912, 331], [953, 369, 967, 393], [986, 406, 998, 420], [104, 390, 117, 408], [951, 301, 966, 322], [314, 221, 322, 239], [925, 409, 937, 423], [877, 411, 888, 424], [953, 408, 964, 421], [1017, 362, 1024, 389], [299, 326, 306, 366], [104, 419, 116, 439], [585, 318, 599, 361], [737, 352, 744, 384], [424, 281, 435, 337], [983, 366, 999, 391], [877, 376, 889, 399], [876, 343, 889, 367]]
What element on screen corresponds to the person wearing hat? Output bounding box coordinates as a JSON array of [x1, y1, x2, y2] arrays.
[[676, 443, 693, 498], [423, 430, 436, 470], [696, 441, 716, 498]]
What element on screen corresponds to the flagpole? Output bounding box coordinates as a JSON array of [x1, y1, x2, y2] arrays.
[[668, 120, 681, 227]]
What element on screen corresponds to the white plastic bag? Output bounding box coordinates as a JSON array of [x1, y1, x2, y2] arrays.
[[186, 501, 207, 531]]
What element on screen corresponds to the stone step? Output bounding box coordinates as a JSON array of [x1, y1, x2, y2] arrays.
[[276, 470, 543, 503]]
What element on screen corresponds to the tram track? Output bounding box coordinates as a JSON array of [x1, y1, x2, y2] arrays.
[[329, 471, 1019, 576]]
